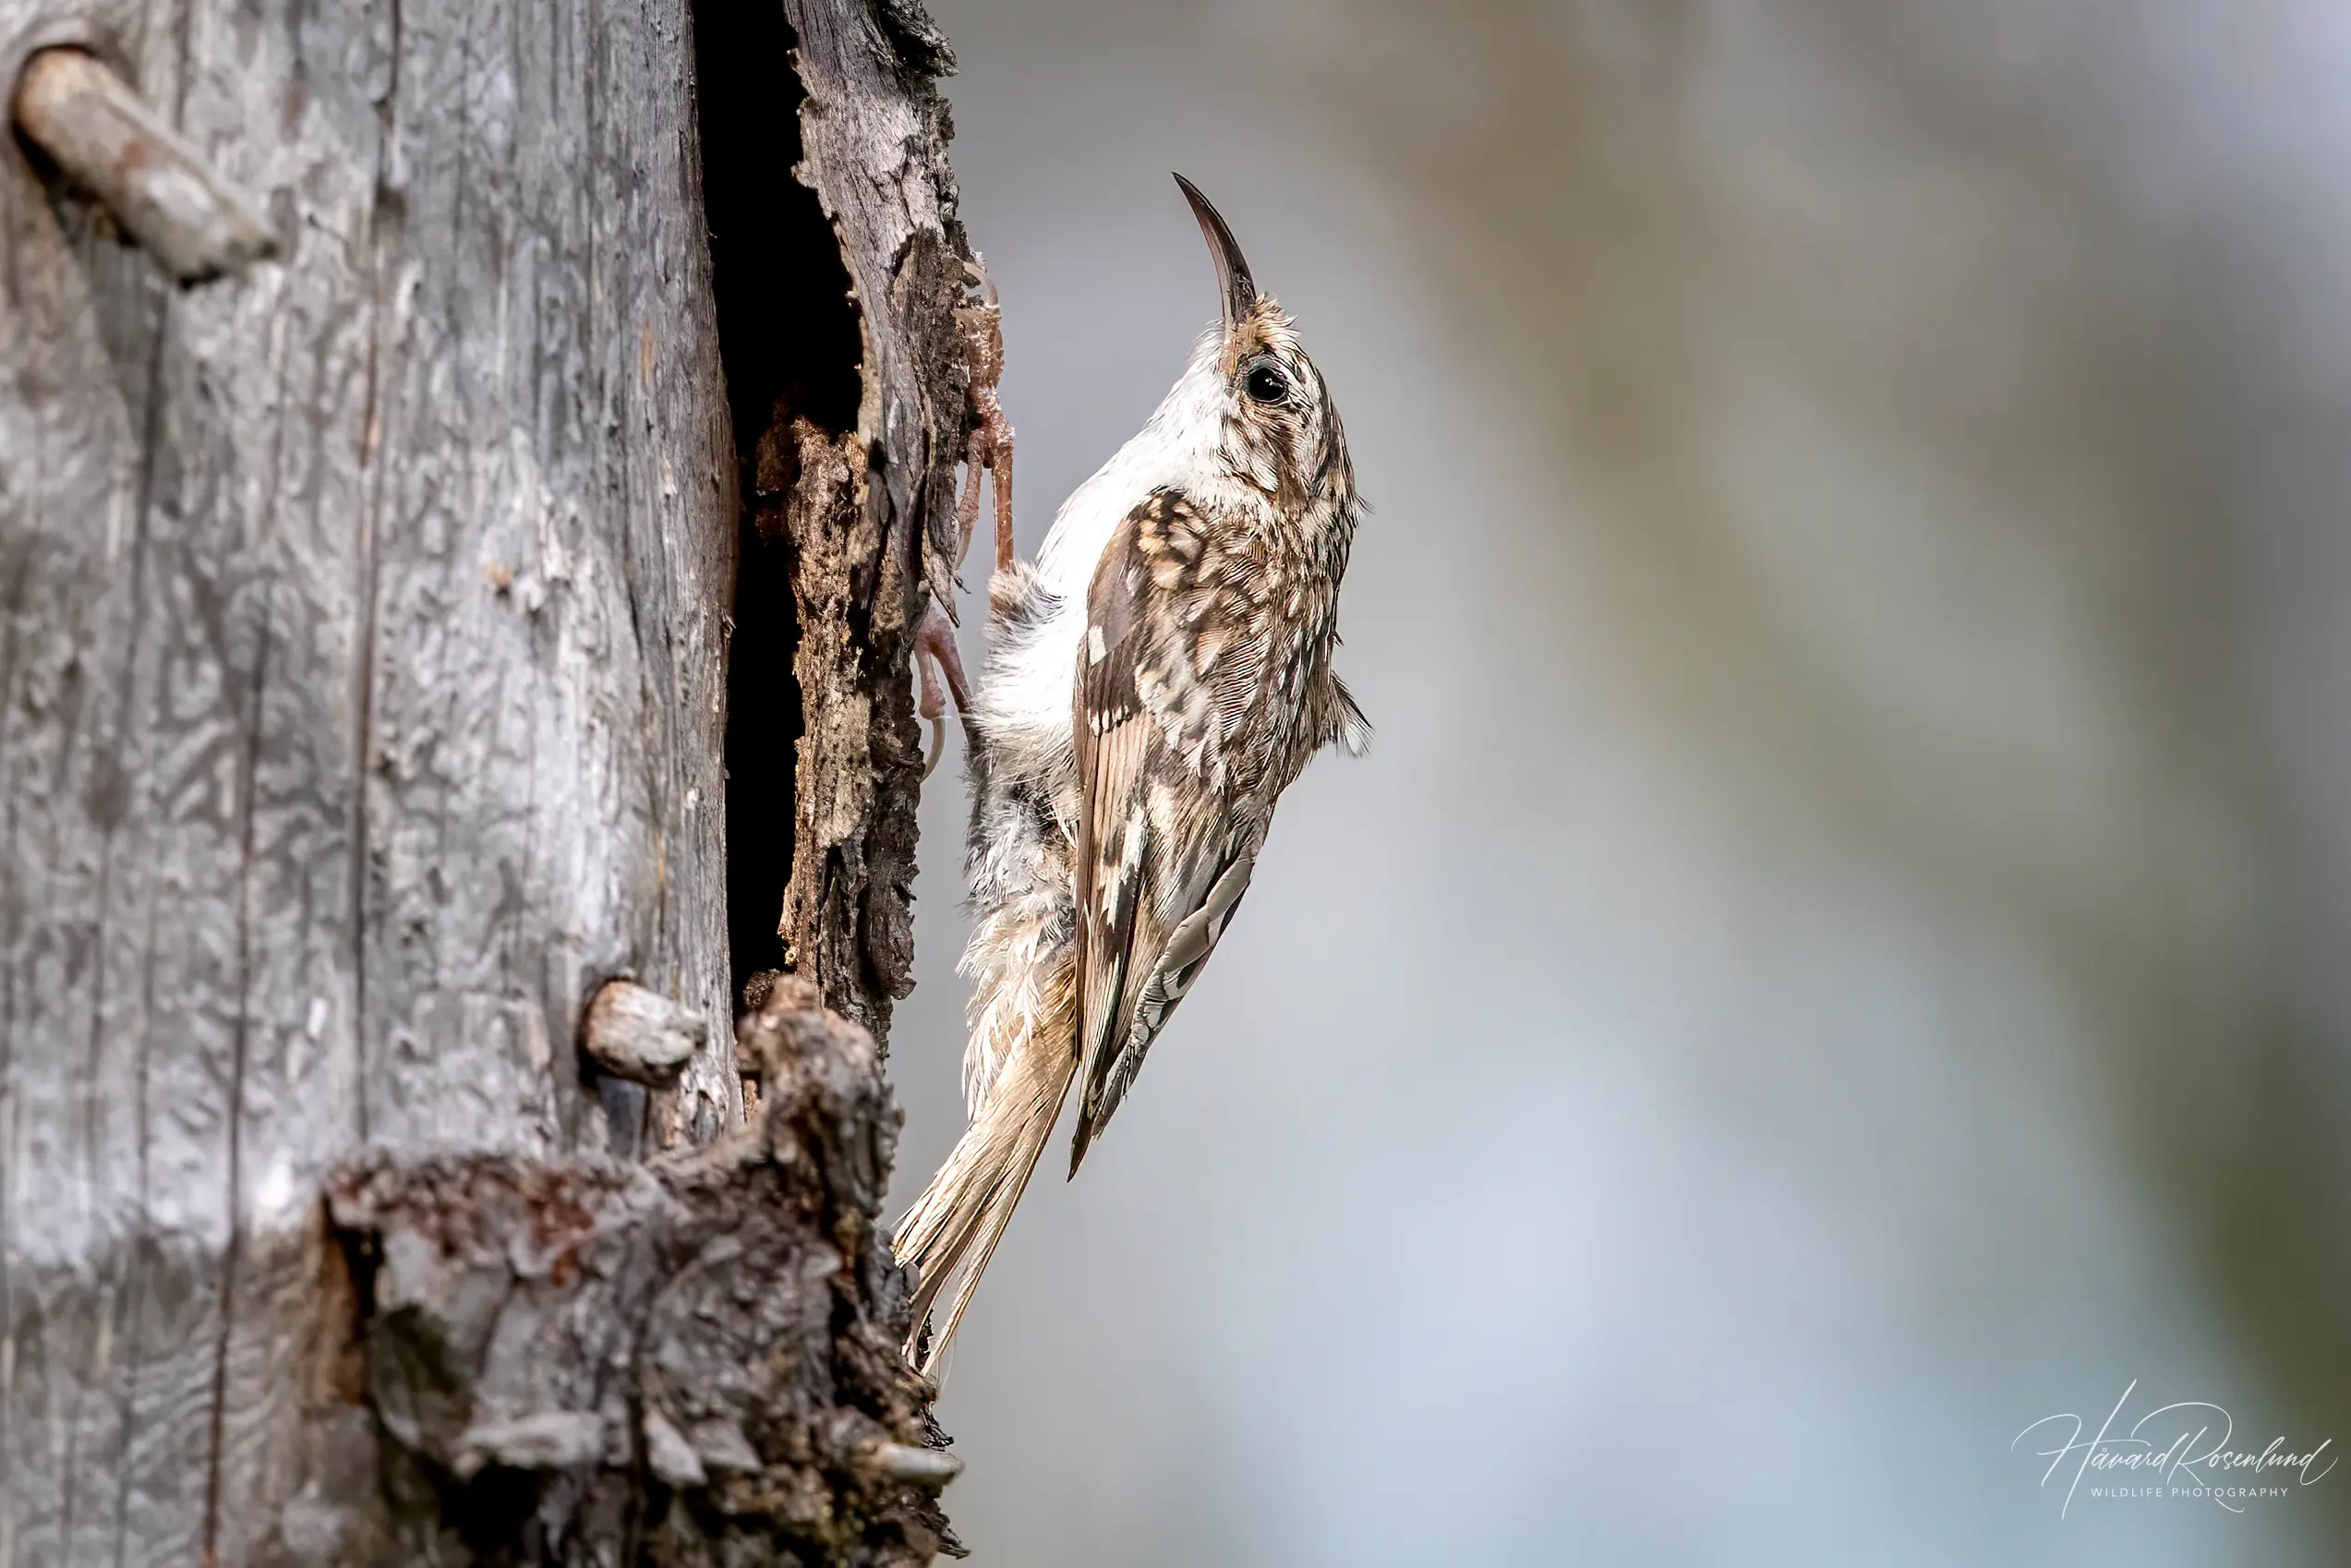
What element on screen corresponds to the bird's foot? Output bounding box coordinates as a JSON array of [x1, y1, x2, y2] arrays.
[[914, 599, 973, 779]]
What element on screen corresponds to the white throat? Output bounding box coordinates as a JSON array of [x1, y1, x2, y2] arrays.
[[978, 329, 1248, 749]]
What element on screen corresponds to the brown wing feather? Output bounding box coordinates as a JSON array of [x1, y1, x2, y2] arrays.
[[1068, 489, 1261, 1172], [1073, 715, 1151, 1078]]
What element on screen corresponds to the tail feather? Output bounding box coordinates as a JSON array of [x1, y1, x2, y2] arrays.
[[894, 925, 1077, 1375], [899, 681, 1080, 1376], [894, 1042, 1073, 1373]]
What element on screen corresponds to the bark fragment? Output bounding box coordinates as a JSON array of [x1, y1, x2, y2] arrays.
[[326, 996, 958, 1566], [766, 0, 980, 1042]]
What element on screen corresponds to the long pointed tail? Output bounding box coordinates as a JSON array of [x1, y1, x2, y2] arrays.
[[894, 1032, 1074, 1375], [900, 674, 1079, 1376]]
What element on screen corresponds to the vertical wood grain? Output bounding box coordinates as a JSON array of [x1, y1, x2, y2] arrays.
[[0, 0, 741, 1553]]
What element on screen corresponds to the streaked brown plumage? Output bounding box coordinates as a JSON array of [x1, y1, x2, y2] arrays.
[[895, 175, 1365, 1373]]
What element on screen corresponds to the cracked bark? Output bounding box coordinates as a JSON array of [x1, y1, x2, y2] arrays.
[[0, 0, 975, 1561]]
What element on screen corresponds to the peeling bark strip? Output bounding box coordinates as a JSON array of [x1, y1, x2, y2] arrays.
[[768, 0, 979, 1040], [323, 996, 958, 1565]]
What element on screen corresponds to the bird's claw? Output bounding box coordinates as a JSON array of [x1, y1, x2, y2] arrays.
[[914, 600, 973, 779], [921, 250, 1011, 779]]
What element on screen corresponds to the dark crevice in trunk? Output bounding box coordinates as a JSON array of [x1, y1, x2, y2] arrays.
[[693, 0, 863, 1010]]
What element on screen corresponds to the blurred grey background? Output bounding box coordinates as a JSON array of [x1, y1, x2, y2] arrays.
[[885, 2, 2351, 1562]]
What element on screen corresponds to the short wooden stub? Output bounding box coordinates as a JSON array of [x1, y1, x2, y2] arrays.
[[10, 47, 277, 282], [583, 979, 709, 1084]]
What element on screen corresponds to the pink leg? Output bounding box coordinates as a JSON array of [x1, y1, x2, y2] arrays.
[[989, 422, 1014, 573]]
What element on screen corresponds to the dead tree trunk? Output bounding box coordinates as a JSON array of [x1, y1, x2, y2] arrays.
[[0, 0, 974, 1560]]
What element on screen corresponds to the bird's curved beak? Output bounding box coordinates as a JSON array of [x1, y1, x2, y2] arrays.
[[1174, 173, 1258, 332]]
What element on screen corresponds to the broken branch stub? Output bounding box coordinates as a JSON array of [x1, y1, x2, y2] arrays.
[[10, 47, 278, 283], [582, 978, 709, 1084]]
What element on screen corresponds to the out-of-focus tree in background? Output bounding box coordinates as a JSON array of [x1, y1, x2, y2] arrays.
[[891, 2, 2351, 1562]]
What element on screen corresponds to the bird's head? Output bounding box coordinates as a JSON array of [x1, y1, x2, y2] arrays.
[[1171, 174, 1356, 533]]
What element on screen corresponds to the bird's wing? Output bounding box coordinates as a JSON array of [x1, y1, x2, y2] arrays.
[[1069, 488, 1266, 1172]]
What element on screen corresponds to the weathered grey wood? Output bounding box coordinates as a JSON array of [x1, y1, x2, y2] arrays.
[[0, 0, 985, 1556], [10, 47, 276, 283], [1, 12, 277, 1558]]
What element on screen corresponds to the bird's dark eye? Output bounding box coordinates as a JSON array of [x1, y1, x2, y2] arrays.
[[1244, 360, 1291, 405]]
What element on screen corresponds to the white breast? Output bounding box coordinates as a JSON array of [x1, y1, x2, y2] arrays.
[[976, 332, 1234, 752]]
